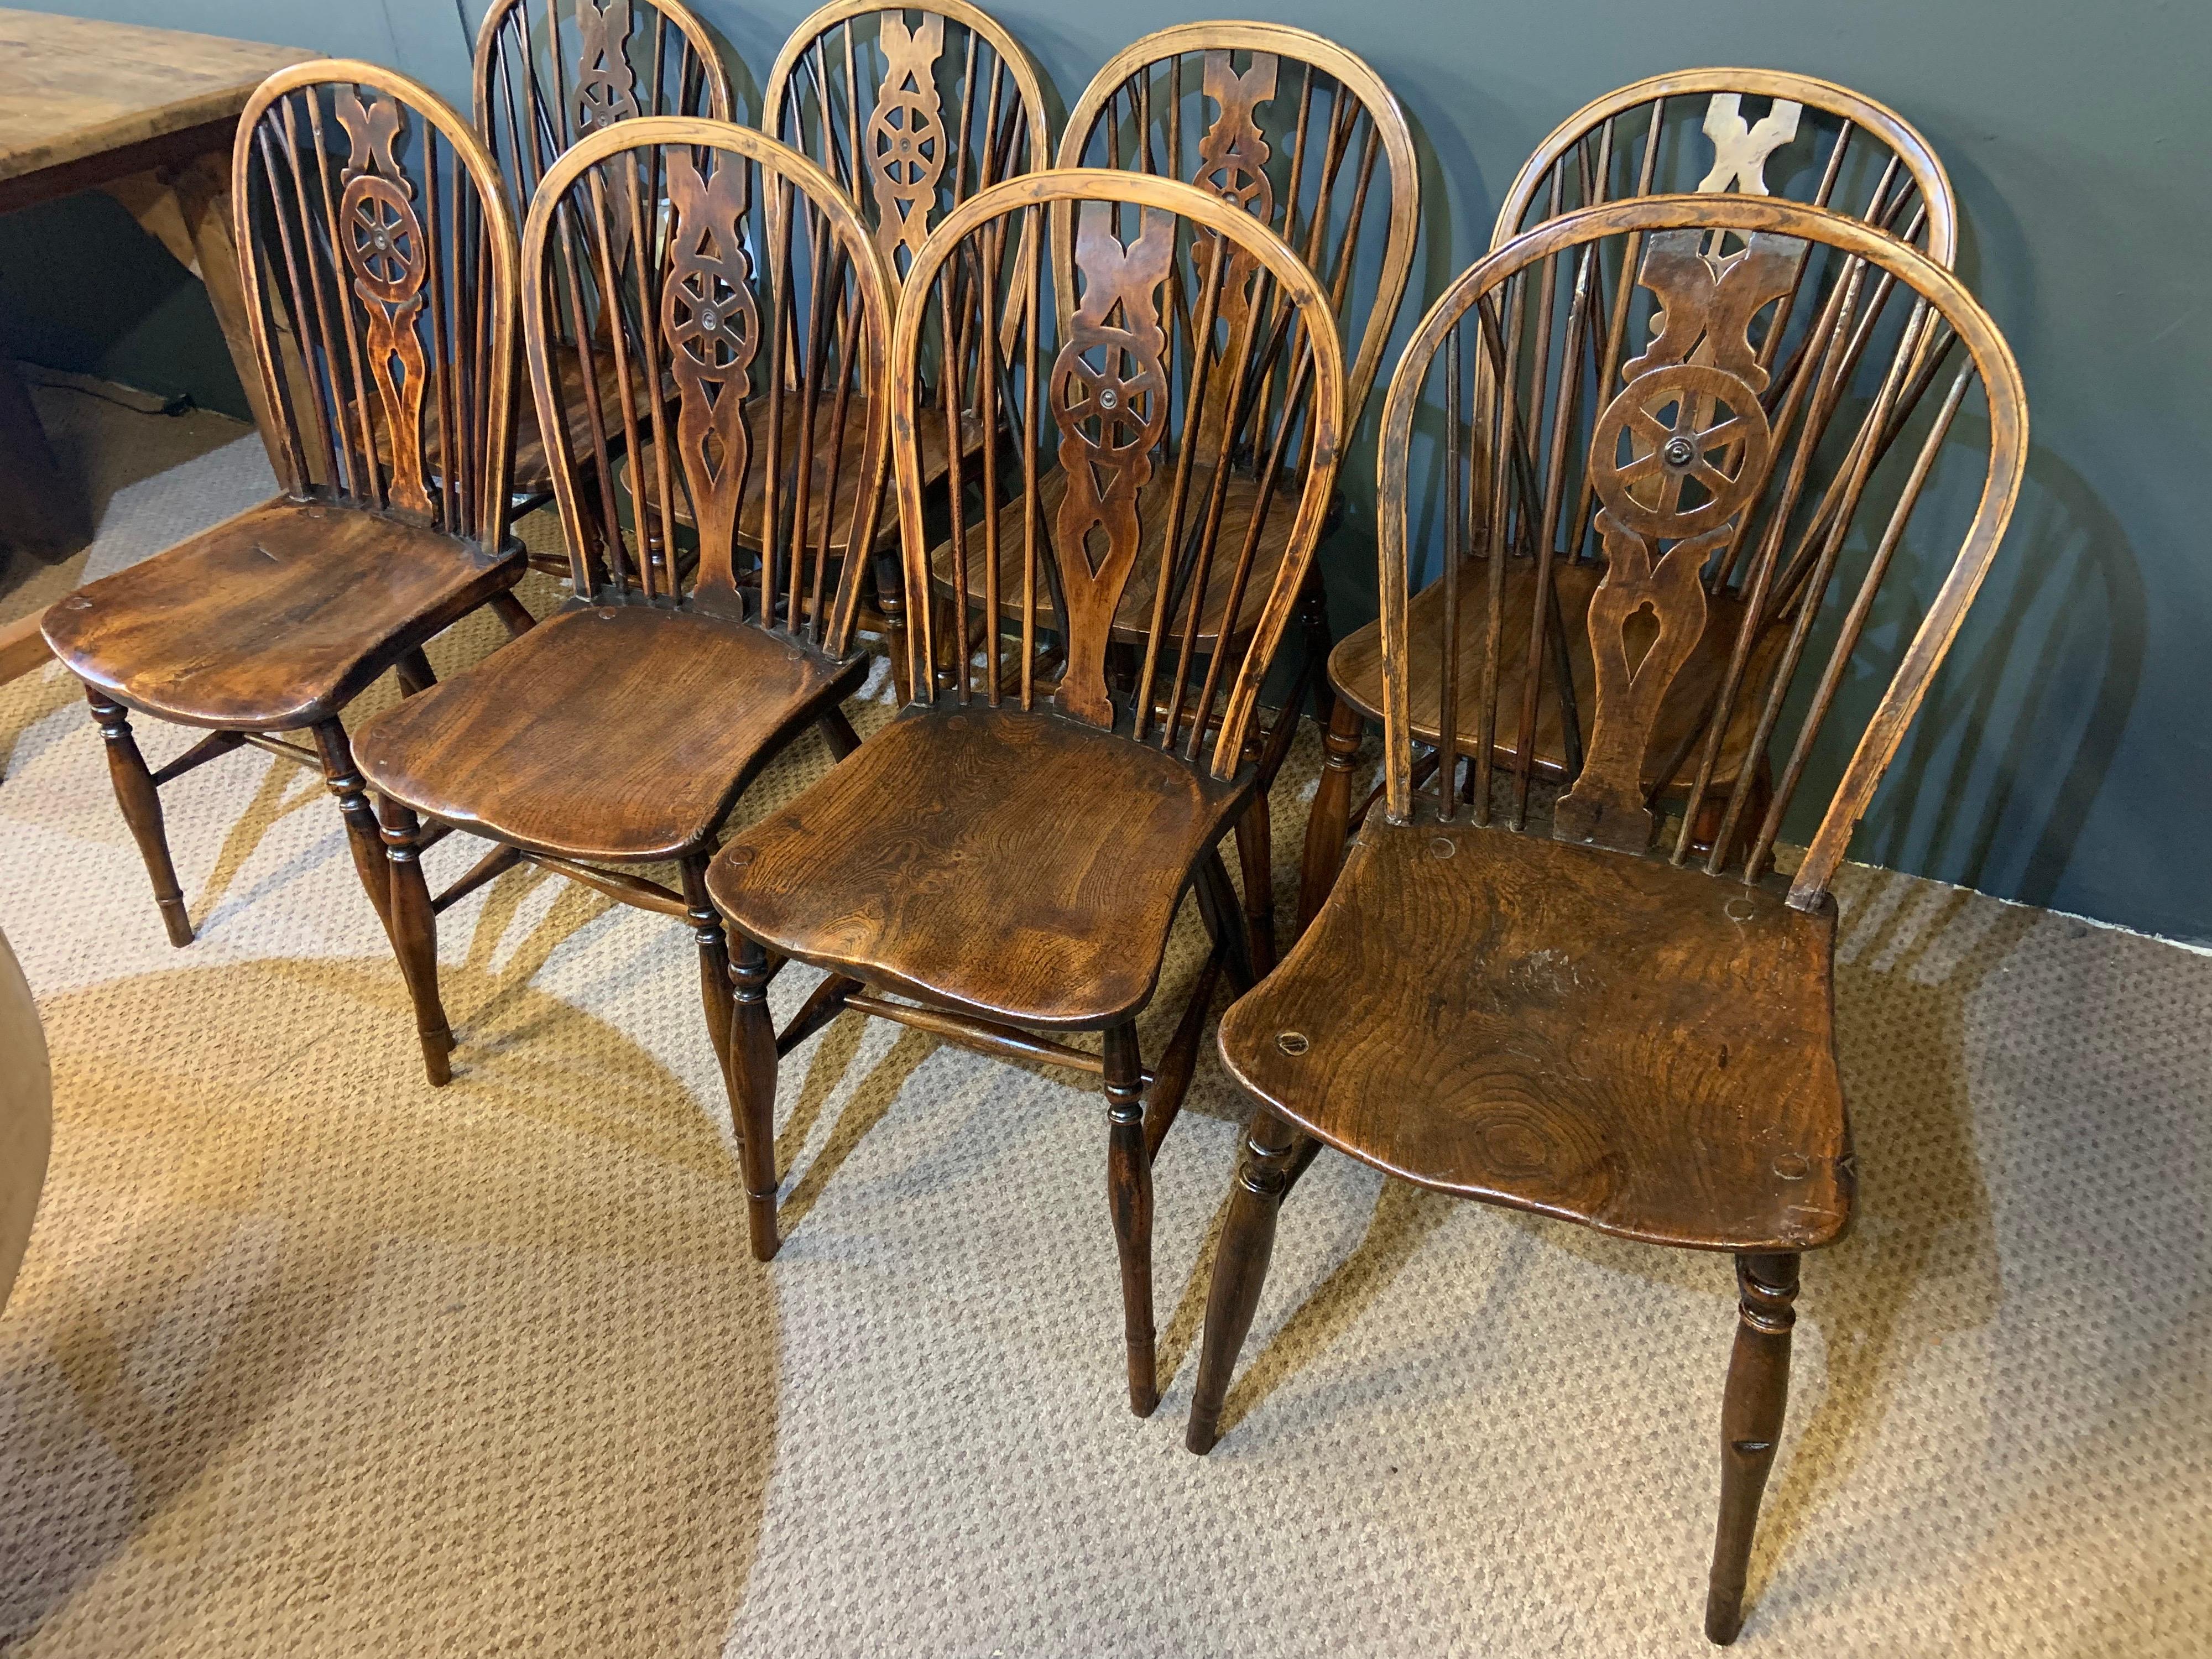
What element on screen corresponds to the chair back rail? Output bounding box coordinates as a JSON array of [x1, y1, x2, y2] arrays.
[[1374, 196, 2026, 907], [895, 169, 1347, 777], [1497, 67, 1955, 263], [1059, 23, 1417, 435], [521, 118, 896, 651], [764, 0, 1050, 294], [232, 61, 521, 552], [473, 0, 733, 211]]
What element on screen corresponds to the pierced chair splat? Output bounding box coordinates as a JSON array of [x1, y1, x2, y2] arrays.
[[350, 119, 894, 1092], [41, 61, 530, 950], [705, 170, 1347, 1413], [1186, 194, 2028, 1646], [1300, 67, 1959, 931]]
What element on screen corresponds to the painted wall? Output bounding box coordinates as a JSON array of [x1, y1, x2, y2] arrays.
[[6, 0, 2208, 938]]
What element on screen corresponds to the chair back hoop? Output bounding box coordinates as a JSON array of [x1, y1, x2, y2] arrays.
[[520, 117, 896, 656], [1373, 196, 2026, 909], [892, 169, 1348, 780], [473, 0, 734, 211], [763, 0, 1051, 295], [1496, 67, 1956, 265], [1058, 21, 1417, 430], [232, 61, 523, 552]]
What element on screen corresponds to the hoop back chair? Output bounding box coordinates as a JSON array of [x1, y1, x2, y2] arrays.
[[352, 119, 893, 1091], [751, 0, 1051, 691], [706, 171, 1346, 1411], [1187, 196, 2027, 1643], [1301, 67, 1958, 929], [1042, 22, 1417, 971], [42, 62, 527, 949], [472, 0, 735, 527]]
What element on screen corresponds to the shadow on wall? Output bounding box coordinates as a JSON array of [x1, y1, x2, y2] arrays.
[[1862, 435, 2144, 916]]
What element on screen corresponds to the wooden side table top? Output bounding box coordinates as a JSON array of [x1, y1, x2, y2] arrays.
[[0, 8, 316, 210]]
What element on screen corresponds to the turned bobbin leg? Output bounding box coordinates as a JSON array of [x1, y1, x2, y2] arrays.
[[1296, 695, 1364, 935], [1186, 1105, 1309, 1453], [724, 935, 782, 1261], [1705, 1251, 1801, 1645], [1104, 1021, 1157, 1416], [1233, 795, 1277, 979], [377, 794, 453, 1086], [680, 855, 734, 1088], [86, 690, 192, 946], [312, 721, 394, 939]]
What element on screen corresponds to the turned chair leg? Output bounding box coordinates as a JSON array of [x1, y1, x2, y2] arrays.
[[817, 707, 862, 759], [1233, 794, 1277, 979], [312, 721, 395, 939], [725, 936, 782, 1261], [872, 547, 911, 706], [1103, 1022, 1157, 1416], [1296, 695, 1364, 935], [86, 690, 193, 947], [680, 856, 734, 1087], [1186, 1106, 1307, 1453], [376, 794, 455, 1085], [489, 590, 536, 638], [1705, 1251, 1801, 1645]]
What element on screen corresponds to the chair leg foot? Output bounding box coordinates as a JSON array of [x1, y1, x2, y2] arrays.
[[727, 936, 782, 1262], [87, 691, 193, 946], [377, 794, 453, 1086], [1186, 1108, 1305, 1453], [1105, 1023, 1156, 1416], [1704, 1253, 1800, 1645]]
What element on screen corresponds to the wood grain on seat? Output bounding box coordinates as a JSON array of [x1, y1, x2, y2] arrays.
[[42, 498, 523, 732], [354, 603, 863, 863], [708, 701, 1254, 1030], [1218, 811, 1850, 1252]]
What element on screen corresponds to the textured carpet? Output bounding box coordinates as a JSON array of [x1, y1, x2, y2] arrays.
[[0, 462, 2205, 1655]]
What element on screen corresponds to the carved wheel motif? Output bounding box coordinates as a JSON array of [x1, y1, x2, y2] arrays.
[[661, 151, 760, 583], [1052, 332, 1166, 471], [575, 0, 644, 133], [1589, 362, 1772, 540], [867, 13, 947, 268], [335, 88, 434, 518]]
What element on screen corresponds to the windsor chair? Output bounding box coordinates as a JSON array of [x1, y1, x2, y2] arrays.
[[41, 61, 529, 949], [1298, 68, 1957, 929], [706, 170, 1347, 1412], [922, 23, 1415, 973], [471, 0, 734, 547], [1185, 195, 2027, 1644], [351, 119, 893, 1089]]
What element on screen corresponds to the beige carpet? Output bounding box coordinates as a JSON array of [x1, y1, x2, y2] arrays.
[[0, 460, 2206, 1655]]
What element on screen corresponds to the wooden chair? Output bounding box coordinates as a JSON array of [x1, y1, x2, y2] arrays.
[[705, 170, 1347, 1413], [1001, 23, 1417, 973], [349, 118, 894, 1091], [1298, 69, 1958, 931], [41, 62, 529, 949], [472, 0, 735, 540], [1185, 195, 2028, 1643]]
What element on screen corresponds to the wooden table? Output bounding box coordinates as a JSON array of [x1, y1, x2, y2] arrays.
[[0, 8, 315, 684]]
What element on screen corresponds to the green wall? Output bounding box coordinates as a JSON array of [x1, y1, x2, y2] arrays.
[[8, 0, 2209, 940]]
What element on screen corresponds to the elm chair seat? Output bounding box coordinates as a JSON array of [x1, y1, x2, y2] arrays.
[[1217, 814, 1851, 1253], [43, 499, 524, 733], [354, 603, 865, 864], [708, 702, 1255, 1031]]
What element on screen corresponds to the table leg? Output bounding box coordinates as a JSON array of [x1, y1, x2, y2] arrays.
[[0, 358, 87, 559]]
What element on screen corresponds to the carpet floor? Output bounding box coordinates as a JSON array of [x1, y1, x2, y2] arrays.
[[0, 406, 2204, 1656]]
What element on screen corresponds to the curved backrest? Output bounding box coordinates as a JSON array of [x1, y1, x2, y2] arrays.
[[1496, 68, 1955, 265], [474, 0, 734, 211], [895, 170, 1347, 779], [232, 62, 521, 550], [764, 0, 1050, 289], [1059, 23, 1416, 434], [1375, 196, 2026, 907], [523, 118, 895, 654]]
